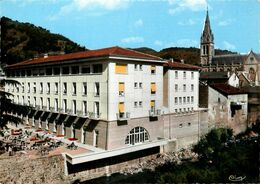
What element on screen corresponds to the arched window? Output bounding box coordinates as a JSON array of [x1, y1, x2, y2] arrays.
[[125, 127, 149, 145]]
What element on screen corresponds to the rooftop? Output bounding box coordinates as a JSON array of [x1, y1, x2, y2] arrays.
[[7, 46, 163, 69], [200, 71, 230, 79], [164, 60, 201, 71], [210, 83, 246, 96], [212, 54, 247, 65]]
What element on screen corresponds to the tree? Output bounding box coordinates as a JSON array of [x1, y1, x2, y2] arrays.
[[0, 79, 30, 133]]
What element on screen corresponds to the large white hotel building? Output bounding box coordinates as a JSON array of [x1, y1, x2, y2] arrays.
[[5, 46, 207, 150]]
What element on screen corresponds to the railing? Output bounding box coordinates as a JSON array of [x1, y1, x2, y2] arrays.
[[88, 112, 101, 120], [149, 108, 161, 117], [116, 112, 130, 121]]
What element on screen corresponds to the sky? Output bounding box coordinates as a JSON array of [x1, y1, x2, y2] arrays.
[[1, 0, 260, 54]]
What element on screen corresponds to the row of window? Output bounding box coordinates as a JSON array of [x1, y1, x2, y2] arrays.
[[174, 96, 194, 104], [6, 64, 103, 77], [8, 82, 100, 96], [175, 84, 194, 92], [14, 95, 100, 116], [175, 108, 194, 113], [174, 71, 194, 79]]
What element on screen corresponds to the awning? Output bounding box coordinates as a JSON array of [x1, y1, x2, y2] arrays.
[[64, 116, 77, 127], [74, 117, 88, 129], [34, 111, 44, 120], [55, 114, 68, 125], [41, 112, 51, 121], [47, 113, 59, 123], [28, 109, 36, 118]]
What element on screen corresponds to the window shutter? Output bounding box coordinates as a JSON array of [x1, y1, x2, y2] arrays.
[[115, 64, 127, 74], [118, 102, 125, 113]]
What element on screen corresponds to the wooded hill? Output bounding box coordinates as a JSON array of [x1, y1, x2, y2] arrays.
[[1, 16, 236, 65]]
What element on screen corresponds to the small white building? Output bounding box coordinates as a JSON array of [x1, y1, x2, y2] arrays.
[[208, 83, 248, 134]]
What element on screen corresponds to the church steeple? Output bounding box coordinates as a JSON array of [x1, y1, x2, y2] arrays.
[[200, 8, 215, 65]]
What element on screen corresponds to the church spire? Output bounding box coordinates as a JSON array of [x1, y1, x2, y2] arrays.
[[200, 8, 215, 65]]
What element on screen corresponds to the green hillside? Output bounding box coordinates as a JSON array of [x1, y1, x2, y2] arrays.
[[1, 16, 86, 65]]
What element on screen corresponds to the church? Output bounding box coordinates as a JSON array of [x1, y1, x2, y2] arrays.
[[200, 10, 260, 86]]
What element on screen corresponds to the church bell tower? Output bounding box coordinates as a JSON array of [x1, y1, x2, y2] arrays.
[[200, 9, 214, 65]]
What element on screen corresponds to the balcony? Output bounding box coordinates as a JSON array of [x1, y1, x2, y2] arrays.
[[88, 112, 101, 120], [116, 112, 130, 121], [149, 108, 161, 117]]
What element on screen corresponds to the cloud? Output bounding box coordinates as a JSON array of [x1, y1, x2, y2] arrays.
[[154, 40, 163, 46], [121, 36, 144, 43], [223, 41, 236, 50], [168, 0, 207, 15], [218, 19, 234, 26], [166, 39, 199, 48], [134, 19, 143, 27], [178, 19, 196, 26]]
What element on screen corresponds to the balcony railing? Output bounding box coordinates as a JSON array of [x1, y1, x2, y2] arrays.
[[116, 112, 130, 121], [88, 112, 101, 120], [149, 108, 161, 117]]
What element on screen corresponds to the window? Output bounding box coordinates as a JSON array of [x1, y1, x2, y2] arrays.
[[134, 82, 138, 88], [22, 82, 24, 93], [63, 83, 67, 94], [26, 70, 31, 76], [118, 102, 125, 114], [125, 127, 149, 145], [191, 96, 194, 103], [175, 84, 178, 92], [191, 84, 194, 92], [55, 82, 58, 94], [191, 72, 194, 79], [71, 66, 79, 74], [47, 98, 50, 111], [150, 100, 155, 109], [39, 69, 45, 76], [139, 82, 142, 89], [151, 65, 156, 74], [33, 82, 36, 93], [134, 101, 138, 108], [46, 68, 52, 75], [93, 64, 103, 73], [83, 101, 87, 116], [139, 101, 142, 107], [151, 82, 156, 94], [27, 96, 30, 106], [27, 83, 30, 93], [115, 63, 127, 74], [188, 122, 191, 126], [83, 82, 87, 96], [119, 82, 125, 96], [175, 97, 178, 104], [179, 97, 182, 104], [179, 123, 183, 128], [62, 67, 69, 74], [72, 82, 77, 95], [82, 66, 91, 74], [46, 83, 50, 94], [72, 100, 76, 114], [175, 71, 178, 79], [183, 71, 186, 79], [184, 108, 186, 112], [134, 64, 138, 70], [187, 97, 190, 103], [94, 82, 100, 96], [40, 82, 43, 93], [53, 67, 60, 75], [21, 70, 25, 77], [40, 97, 43, 109], [33, 97, 36, 107], [175, 109, 178, 113], [94, 102, 100, 117], [183, 84, 186, 92], [63, 99, 67, 113], [139, 64, 143, 70], [55, 98, 58, 112], [183, 97, 186, 104]]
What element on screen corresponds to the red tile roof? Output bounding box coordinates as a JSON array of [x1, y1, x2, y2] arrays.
[[163, 60, 202, 70], [7, 46, 162, 69], [210, 83, 246, 96]]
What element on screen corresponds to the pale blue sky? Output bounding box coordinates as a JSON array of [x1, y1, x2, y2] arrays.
[[1, 0, 260, 53]]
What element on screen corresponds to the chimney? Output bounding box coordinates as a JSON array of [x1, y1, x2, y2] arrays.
[[44, 53, 48, 58], [181, 59, 184, 64], [170, 58, 174, 62]]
